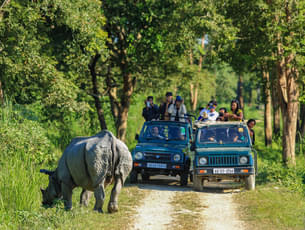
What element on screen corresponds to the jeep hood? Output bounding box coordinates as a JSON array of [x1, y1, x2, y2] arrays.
[[196, 147, 251, 155], [134, 142, 187, 153]]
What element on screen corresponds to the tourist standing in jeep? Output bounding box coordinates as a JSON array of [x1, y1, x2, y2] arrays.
[[168, 96, 187, 122], [142, 96, 160, 121], [159, 92, 173, 120]]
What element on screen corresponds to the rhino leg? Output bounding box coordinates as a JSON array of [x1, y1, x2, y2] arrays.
[[93, 183, 105, 213], [80, 189, 92, 207], [62, 183, 73, 210], [108, 176, 122, 213]]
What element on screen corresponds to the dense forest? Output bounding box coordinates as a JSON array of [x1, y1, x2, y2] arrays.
[[1, 0, 305, 228]]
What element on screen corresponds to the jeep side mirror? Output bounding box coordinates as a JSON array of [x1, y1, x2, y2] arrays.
[[135, 134, 139, 140]]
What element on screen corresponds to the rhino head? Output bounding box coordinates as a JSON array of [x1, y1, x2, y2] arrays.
[[40, 169, 62, 206]]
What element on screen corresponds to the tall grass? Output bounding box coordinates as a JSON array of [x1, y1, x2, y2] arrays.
[[0, 98, 147, 229]]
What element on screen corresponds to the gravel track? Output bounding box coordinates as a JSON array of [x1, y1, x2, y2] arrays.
[[130, 176, 244, 230]]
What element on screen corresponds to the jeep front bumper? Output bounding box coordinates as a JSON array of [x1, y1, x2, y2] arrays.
[[133, 161, 187, 172], [194, 166, 254, 176]]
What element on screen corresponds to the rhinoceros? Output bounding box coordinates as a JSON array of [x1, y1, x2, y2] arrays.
[[40, 130, 132, 213]]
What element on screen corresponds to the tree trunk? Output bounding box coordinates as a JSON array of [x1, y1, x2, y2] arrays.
[[116, 71, 136, 141], [299, 103, 305, 137], [272, 78, 281, 137], [263, 70, 272, 146], [0, 80, 4, 105], [198, 36, 205, 71], [277, 52, 299, 166], [105, 65, 119, 124], [237, 75, 244, 110], [248, 88, 252, 106], [89, 54, 107, 130], [189, 37, 204, 112]]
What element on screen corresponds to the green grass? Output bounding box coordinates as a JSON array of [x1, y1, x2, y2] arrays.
[[0, 101, 146, 229], [235, 185, 305, 230]]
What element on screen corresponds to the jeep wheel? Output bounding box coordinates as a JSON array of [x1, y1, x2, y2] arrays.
[[189, 171, 193, 182], [245, 175, 255, 190], [193, 175, 204, 191], [129, 169, 138, 183], [141, 173, 150, 181], [180, 172, 188, 186]]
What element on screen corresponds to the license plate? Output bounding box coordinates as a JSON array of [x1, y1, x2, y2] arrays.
[[147, 163, 167, 169], [213, 168, 234, 174]]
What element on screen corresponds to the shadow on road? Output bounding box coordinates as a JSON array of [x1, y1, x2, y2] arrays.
[[126, 175, 243, 193]]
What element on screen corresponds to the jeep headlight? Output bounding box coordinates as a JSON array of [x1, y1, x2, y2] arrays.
[[134, 152, 144, 160], [173, 154, 181, 162], [199, 157, 207, 165], [239, 156, 248, 164]]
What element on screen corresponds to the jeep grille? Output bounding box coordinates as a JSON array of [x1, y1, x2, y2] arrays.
[[208, 155, 238, 166], [144, 152, 171, 162]]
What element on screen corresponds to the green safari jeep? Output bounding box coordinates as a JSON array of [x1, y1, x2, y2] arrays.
[[130, 120, 193, 186], [191, 121, 257, 191]]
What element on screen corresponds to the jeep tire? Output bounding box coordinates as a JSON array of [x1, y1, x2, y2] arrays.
[[129, 169, 138, 183], [193, 174, 204, 191], [141, 173, 150, 181], [180, 171, 188, 186], [245, 174, 255, 190]]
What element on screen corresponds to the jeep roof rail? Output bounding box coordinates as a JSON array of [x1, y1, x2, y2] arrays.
[[193, 120, 246, 129]]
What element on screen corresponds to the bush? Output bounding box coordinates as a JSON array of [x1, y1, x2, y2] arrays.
[[0, 104, 56, 165]]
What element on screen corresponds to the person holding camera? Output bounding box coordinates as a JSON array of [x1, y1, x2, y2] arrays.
[[216, 107, 228, 121], [142, 96, 159, 121]]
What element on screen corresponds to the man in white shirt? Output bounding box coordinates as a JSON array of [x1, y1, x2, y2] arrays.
[[198, 100, 218, 121], [207, 102, 219, 121], [168, 96, 187, 122]]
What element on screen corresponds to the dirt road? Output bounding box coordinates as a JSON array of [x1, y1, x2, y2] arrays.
[[131, 176, 245, 230]]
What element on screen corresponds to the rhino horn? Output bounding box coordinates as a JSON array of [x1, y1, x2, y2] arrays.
[[40, 169, 54, 176]]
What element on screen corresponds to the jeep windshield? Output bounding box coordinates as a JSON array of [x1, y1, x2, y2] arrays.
[[197, 125, 250, 146], [140, 123, 187, 143]]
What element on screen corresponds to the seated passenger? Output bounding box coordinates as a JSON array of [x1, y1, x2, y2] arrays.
[[215, 128, 228, 142], [228, 128, 246, 143], [148, 126, 164, 139], [169, 127, 186, 140], [228, 129, 239, 142], [201, 129, 216, 142], [168, 96, 187, 122]]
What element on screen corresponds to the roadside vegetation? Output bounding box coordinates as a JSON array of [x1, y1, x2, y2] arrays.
[[0, 0, 305, 229], [235, 109, 305, 230]]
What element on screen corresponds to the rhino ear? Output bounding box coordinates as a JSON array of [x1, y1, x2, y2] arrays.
[[40, 169, 54, 176]]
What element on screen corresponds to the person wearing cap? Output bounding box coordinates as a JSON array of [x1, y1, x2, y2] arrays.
[[142, 96, 160, 121], [198, 100, 216, 121], [207, 101, 219, 121], [168, 96, 187, 122], [159, 92, 173, 120]]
